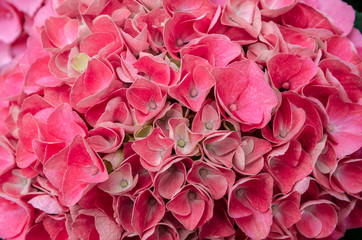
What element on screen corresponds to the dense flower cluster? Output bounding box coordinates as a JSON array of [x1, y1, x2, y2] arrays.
[[0, 0, 361, 239]]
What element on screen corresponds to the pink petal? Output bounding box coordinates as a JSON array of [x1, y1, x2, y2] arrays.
[[0, 194, 30, 239], [44, 16, 78, 49], [28, 195, 63, 214], [235, 209, 273, 239], [0, 2, 21, 44], [317, 0, 355, 35]]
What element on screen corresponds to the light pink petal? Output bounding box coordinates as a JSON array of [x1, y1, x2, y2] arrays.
[[28, 195, 63, 214], [0, 2, 21, 44], [317, 0, 355, 35], [235, 209, 273, 239]]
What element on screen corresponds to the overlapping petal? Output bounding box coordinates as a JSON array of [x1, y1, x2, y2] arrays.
[[0, 0, 361, 239]]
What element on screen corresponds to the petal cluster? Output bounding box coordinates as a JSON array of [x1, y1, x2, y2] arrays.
[[0, 0, 361, 239]]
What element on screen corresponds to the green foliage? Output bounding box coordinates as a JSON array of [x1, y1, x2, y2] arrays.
[[355, 11, 362, 32]]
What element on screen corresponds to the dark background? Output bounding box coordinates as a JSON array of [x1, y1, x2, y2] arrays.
[[344, 0, 362, 31]]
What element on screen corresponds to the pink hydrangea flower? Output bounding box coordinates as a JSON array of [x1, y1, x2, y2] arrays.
[[0, 0, 361, 239]]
